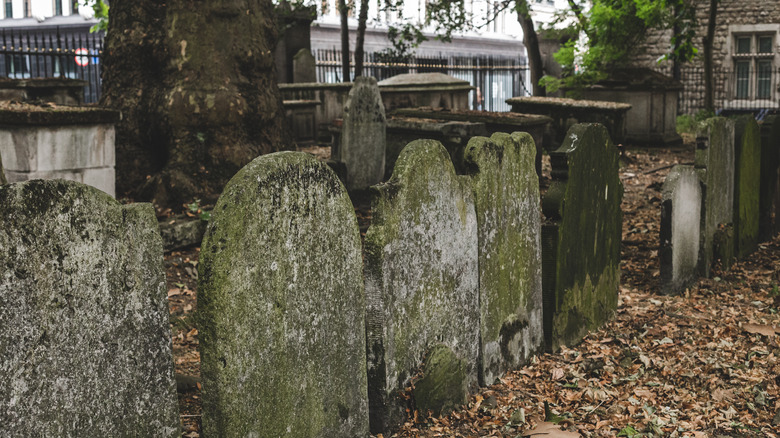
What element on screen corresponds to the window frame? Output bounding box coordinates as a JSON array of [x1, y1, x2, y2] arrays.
[[727, 24, 779, 107]]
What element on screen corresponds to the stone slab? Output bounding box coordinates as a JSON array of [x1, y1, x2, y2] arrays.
[[337, 77, 386, 190], [694, 117, 735, 277], [198, 152, 369, 437], [0, 124, 115, 172], [293, 48, 317, 83], [759, 115, 780, 241], [0, 179, 178, 437], [365, 139, 479, 434], [733, 115, 761, 258], [0, 150, 5, 185], [541, 123, 623, 352], [660, 165, 703, 295], [5, 166, 115, 197], [464, 132, 543, 385]]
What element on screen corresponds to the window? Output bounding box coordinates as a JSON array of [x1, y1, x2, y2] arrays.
[[23, 0, 30, 17], [4, 0, 11, 18], [55, 0, 63, 16], [731, 30, 777, 101]]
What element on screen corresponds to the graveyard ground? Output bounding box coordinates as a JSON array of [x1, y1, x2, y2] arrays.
[[163, 141, 780, 437]]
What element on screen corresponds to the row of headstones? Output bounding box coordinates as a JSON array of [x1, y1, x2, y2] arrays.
[[661, 115, 780, 294], [0, 124, 622, 436]]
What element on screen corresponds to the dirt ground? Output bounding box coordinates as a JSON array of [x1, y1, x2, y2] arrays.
[[165, 140, 780, 437]]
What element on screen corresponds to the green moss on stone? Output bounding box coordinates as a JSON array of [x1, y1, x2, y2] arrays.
[[413, 344, 468, 416], [733, 115, 761, 258]]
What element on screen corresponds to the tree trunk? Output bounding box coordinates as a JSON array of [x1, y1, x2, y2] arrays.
[[338, 0, 351, 82], [516, 1, 545, 97], [354, 0, 369, 77], [101, 0, 290, 209], [703, 0, 718, 112]]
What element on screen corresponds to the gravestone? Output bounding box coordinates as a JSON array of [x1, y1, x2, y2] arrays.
[[365, 139, 479, 434], [198, 152, 368, 437], [695, 117, 735, 276], [733, 115, 761, 258], [293, 48, 317, 83], [759, 115, 780, 241], [464, 132, 543, 385], [660, 165, 702, 295], [0, 180, 178, 437], [336, 76, 386, 191], [541, 124, 623, 352], [0, 150, 6, 184]]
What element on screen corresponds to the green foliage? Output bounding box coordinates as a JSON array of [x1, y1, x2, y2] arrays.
[[84, 0, 109, 33], [676, 114, 695, 134], [617, 425, 641, 437]]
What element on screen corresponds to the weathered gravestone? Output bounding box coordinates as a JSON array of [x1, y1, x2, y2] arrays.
[[759, 115, 780, 241], [293, 48, 317, 83], [335, 76, 386, 191], [0, 150, 6, 184], [463, 132, 543, 385], [198, 152, 369, 437], [365, 139, 479, 434], [733, 116, 761, 258], [660, 165, 703, 295], [0, 179, 178, 437], [695, 117, 735, 276], [541, 124, 623, 352]]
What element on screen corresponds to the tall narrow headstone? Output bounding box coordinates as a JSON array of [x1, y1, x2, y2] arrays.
[[695, 117, 735, 276], [660, 165, 703, 295], [336, 76, 387, 190], [759, 115, 780, 241], [0, 180, 178, 437], [733, 115, 761, 258], [365, 139, 479, 434], [0, 150, 6, 185], [293, 48, 317, 83], [541, 124, 623, 352], [464, 132, 543, 385], [198, 152, 369, 437]]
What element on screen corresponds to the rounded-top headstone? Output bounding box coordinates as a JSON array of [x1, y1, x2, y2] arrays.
[[198, 151, 368, 437], [339, 76, 386, 191], [0, 179, 178, 437]]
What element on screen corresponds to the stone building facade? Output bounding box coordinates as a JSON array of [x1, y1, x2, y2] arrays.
[[632, 0, 780, 114]]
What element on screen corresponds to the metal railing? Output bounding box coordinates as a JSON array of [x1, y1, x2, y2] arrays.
[[315, 48, 531, 112], [0, 27, 103, 103]]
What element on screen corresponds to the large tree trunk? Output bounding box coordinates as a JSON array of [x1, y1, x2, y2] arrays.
[[703, 0, 718, 112], [516, 1, 545, 96], [338, 0, 351, 82], [354, 0, 369, 77], [101, 0, 290, 209]]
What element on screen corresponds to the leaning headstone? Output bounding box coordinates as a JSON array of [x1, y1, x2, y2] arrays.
[[694, 117, 735, 276], [660, 165, 703, 295], [198, 152, 368, 437], [464, 132, 543, 385], [365, 139, 479, 434], [0, 180, 178, 436], [293, 48, 317, 83], [733, 115, 761, 258], [336, 76, 387, 191], [759, 115, 780, 241], [541, 124, 623, 352]]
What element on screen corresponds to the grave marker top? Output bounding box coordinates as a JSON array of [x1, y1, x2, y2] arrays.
[[338, 77, 386, 190]]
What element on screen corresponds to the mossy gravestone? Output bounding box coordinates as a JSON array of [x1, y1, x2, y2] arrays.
[[0, 180, 178, 436], [541, 124, 623, 352], [660, 165, 702, 295], [733, 115, 761, 258], [695, 117, 735, 277], [198, 152, 368, 437], [759, 115, 780, 241], [464, 132, 543, 385], [337, 76, 386, 191], [365, 139, 479, 434]]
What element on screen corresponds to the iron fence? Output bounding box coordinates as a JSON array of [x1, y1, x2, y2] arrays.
[[315, 48, 531, 112], [655, 65, 780, 115], [0, 27, 103, 103]]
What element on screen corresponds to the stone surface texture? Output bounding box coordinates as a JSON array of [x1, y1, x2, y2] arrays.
[[292, 48, 317, 83], [733, 115, 761, 258], [541, 124, 623, 352], [0, 123, 116, 196], [660, 165, 703, 295], [365, 139, 479, 434], [695, 117, 735, 277], [464, 132, 543, 385], [0, 149, 5, 185], [198, 152, 368, 437], [759, 115, 780, 241], [336, 76, 386, 190], [0, 179, 178, 437]]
